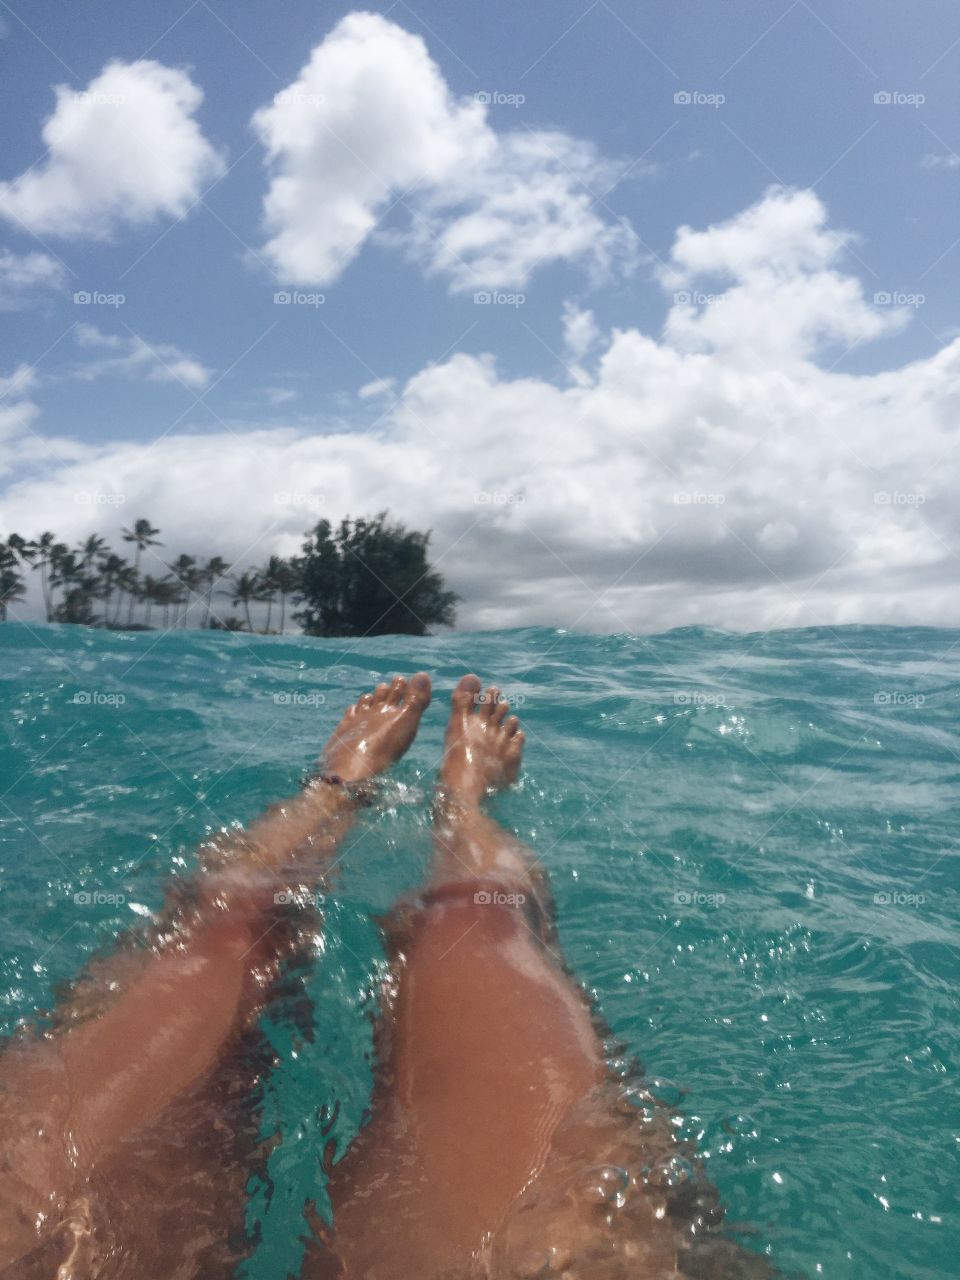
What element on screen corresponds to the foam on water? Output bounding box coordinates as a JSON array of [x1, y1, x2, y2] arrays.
[[0, 621, 957, 1278]]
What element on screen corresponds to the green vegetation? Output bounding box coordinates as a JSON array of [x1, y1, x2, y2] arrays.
[[296, 514, 458, 637], [0, 513, 457, 635]]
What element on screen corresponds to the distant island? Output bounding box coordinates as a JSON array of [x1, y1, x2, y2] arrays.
[[0, 513, 458, 637]]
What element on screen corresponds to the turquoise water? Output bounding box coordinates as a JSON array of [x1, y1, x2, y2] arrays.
[[0, 621, 957, 1279]]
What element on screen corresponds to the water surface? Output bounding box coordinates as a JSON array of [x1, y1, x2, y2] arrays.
[[0, 622, 957, 1278]]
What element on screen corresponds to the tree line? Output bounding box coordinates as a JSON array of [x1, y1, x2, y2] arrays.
[[0, 514, 458, 636]]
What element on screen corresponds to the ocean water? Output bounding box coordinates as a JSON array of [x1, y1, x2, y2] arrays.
[[0, 620, 957, 1279]]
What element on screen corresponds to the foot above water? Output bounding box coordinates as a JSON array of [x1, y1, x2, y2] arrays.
[[439, 674, 525, 806], [322, 673, 432, 782]]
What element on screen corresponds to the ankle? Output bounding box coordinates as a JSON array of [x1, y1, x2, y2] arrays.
[[435, 788, 484, 820]]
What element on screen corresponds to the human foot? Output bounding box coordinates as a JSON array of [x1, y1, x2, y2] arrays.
[[321, 673, 432, 783], [439, 675, 525, 806]]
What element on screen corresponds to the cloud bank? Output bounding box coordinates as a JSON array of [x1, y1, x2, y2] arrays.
[[2, 187, 957, 635]]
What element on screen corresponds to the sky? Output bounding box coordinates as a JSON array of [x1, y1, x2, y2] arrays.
[[1, 0, 959, 633]]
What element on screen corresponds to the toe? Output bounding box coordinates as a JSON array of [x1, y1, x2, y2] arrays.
[[505, 730, 524, 782], [359, 692, 374, 709], [387, 675, 406, 705], [406, 672, 432, 707], [480, 686, 500, 719], [451, 674, 481, 712], [505, 715, 520, 736], [373, 683, 391, 704], [492, 699, 510, 726]]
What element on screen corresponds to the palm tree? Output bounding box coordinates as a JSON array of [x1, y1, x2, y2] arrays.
[[270, 557, 300, 634], [122, 519, 162, 624], [27, 532, 57, 621], [140, 575, 165, 628], [258, 555, 286, 633], [167, 554, 202, 626], [6, 533, 33, 566], [200, 556, 230, 629], [224, 570, 262, 632], [0, 544, 26, 621], [76, 534, 107, 569], [97, 552, 128, 627], [49, 550, 99, 625], [47, 542, 73, 619]]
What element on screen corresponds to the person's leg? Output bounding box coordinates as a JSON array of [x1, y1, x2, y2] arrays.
[[0, 674, 431, 1273], [321, 679, 778, 1280], [325, 676, 607, 1277]]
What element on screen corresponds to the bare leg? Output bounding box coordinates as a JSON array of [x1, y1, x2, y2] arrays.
[[322, 677, 781, 1280], [325, 676, 609, 1277], [0, 674, 431, 1273]]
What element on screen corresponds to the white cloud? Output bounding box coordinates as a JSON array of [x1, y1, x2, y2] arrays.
[[660, 186, 908, 364], [2, 187, 960, 634], [358, 377, 396, 400], [0, 60, 224, 239], [0, 247, 64, 308], [0, 365, 44, 476], [252, 12, 637, 292], [562, 303, 600, 362], [921, 153, 960, 170], [562, 301, 601, 385], [263, 386, 300, 406], [72, 323, 213, 390], [0, 363, 39, 402]]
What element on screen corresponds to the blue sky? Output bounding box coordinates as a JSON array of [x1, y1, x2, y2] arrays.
[[1, 0, 959, 631]]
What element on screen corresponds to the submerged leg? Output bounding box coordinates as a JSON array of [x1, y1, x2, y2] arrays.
[[0, 674, 431, 1274], [325, 676, 605, 1277], [323, 679, 781, 1280]]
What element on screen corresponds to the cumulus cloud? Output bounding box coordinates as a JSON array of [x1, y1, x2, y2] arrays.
[[2, 187, 959, 634], [661, 186, 908, 363], [252, 12, 637, 291], [0, 247, 64, 308], [0, 60, 224, 239], [72, 323, 213, 390]]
